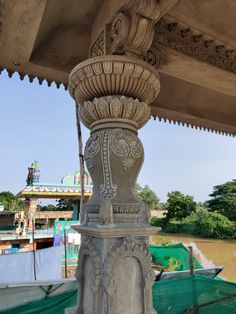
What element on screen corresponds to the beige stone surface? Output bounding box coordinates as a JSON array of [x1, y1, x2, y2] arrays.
[[151, 210, 165, 218], [1, 0, 236, 134]]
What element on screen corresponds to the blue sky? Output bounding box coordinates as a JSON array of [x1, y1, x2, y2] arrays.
[[0, 71, 235, 202]]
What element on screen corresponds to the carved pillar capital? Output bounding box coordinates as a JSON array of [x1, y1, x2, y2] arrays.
[[69, 55, 160, 227], [110, 0, 160, 56], [80, 96, 150, 133], [69, 55, 160, 105], [69, 55, 160, 133]]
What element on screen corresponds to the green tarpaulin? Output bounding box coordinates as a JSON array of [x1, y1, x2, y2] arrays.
[[150, 243, 202, 271], [153, 276, 236, 313], [2, 244, 235, 314], [2, 277, 236, 314], [1, 290, 77, 314]]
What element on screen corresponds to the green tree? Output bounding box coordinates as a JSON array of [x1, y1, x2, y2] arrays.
[[194, 211, 235, 239], [136, 185, 161, 210], [38, 204, 58, 211], [0, 191, 24, 211], [207, 180, 236, 221], [56, 199, 79, 211], [165, 191, 196, 221]]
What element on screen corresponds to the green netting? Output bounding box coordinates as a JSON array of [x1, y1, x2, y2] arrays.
[[0, 225, 16, 231], [2, 277, 236, 314], [0, 290, 77, 314], [153, 276, 236, 314], [150, 243, 202, 271]]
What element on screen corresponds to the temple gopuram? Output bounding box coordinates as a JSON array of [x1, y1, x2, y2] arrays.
[[1, 1, 236, 313], [17, 161, 92, 229]]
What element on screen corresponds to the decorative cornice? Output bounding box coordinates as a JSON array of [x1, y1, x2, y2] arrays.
[[0, 67, 68, 90], [155, 17, 236, 75], [152, 115, 236, 137]]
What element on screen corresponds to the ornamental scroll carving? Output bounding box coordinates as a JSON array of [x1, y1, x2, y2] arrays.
[[110, 0, 160, 56], [84, 130, 117, 203], [90, 31, 105, 58], [85, 128, 143, 202], [110, 129, 143, 171], [100, 129, 117, 201], [144, 45, 168, 69], [103, 236, 155, 313], [84, 132, 101, 174], [89, 25, 111, 58], [86, 203, 141, 215], [84, 128, 144, 225]]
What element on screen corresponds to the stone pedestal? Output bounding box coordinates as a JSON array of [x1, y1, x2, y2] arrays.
[[68, 55, 160, 313], [73, 226, 159, 314]]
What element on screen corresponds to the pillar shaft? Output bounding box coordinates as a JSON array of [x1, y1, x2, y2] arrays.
[[69, 54, 160, 313]]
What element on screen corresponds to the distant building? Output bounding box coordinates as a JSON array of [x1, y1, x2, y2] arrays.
[[0, 230, 54, 254], [16, 161, 93, 229], [0, 211, 20, 228]]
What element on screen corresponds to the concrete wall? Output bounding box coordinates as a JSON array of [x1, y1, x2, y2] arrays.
[[0, 213, 16, 227], [35, 211, 73, 219], [151, 210, 166, 218], [0, 239, 32, 254]]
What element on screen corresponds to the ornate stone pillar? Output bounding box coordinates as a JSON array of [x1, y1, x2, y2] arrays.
[[68, 1, 161, 313], [24, 197, 38, 231], [69, 55, 160, 314]]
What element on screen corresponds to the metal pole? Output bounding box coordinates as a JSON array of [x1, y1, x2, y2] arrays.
[[64, 229, 68, 278], [32, 219, 37, 280], [188, 246, 194, 276], [75, 102, 85, 224], [188, 246, 198, 313], [184, 293, 236, 313]]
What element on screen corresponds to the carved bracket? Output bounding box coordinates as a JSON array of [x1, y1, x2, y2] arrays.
[[110, 0, 160, 56]]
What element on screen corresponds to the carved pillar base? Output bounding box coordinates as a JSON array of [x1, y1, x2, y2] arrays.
[[69, 54, 161, 313], [74, 226, 158, 314]]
